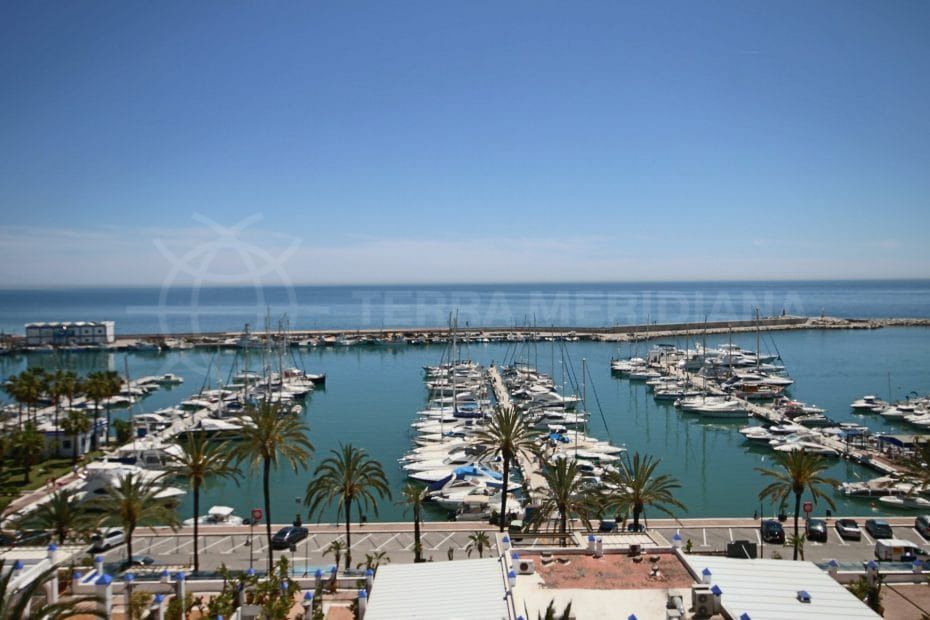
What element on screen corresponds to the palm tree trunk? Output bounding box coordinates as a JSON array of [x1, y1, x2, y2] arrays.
[[105, 404, 112, 446], [344, 498, 352, 571], [193, 480, 201, 572], [499, 455, 510, 532], [793, 492, 801, 561], [72, 433, 78, 464], [264, 456, 273, 574], [91, 403, 100, 451], [53, 401, 60, 455], [413, 505, 422, 563], [560, 509, 568, 548], [127, 525, 134, 565], [632, 504, 642, 531]]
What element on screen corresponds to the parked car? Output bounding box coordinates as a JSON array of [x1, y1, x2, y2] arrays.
[[865, 519, 894, 539], [91, 528, 125, 551], [916, 515, 930, 539], [805, 519, 828, 542], [761, 520, 785, 544], [835, 519, 862, 541], [271, 526, 308, 550], [598, 520, 617, 533], [121, 555, 156, 569], [11, 530, 52, 547]]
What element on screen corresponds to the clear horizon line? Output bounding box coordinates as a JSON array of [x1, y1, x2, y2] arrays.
[[1, 276, 929, 290]]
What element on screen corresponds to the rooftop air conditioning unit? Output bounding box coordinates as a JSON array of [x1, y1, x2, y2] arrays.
[[691, 584, 717, 619], [517, 559, 536, 575]]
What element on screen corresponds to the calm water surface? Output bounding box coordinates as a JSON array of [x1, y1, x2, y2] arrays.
[[1, 280, 929, 335], [3, 327, 930, 523]]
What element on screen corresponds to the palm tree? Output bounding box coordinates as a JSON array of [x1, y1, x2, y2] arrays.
[[399, 483, 427, 562], [60, 410, 91, 465], [165, 432, 241, 572], [5, 370, 45, 427], [229, 402, 313, 574], [473, 406, 539, 531], [84, 371, 121, 449], [11, 423, 45, 484], [304, 444, 390, 571], [602, 452, 686, 532], [3, 374, 25, 428], [87, 472, 179, 564], [47, 370, 72, 453], [537, 599, 573, 620], [24, 368, 47, 425], [323, 539, 346, 569], [466, 531, 491, 558], [356, 550, 390, 572], [15, 488, 95, 544], [531, 458, 596, 546], [0, 559, 104, 619], [756, 450, 839, 560]]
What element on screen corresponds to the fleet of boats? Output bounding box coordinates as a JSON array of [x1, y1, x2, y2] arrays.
[[400, 320, 626, 523]]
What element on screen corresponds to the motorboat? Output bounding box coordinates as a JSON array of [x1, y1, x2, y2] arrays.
[[850, 395, 887, 412], [772, 442, 839, 457], [183, 505, 244, 526], [878, 495, 930, 510], [697, 401, 750, 418], [739, 426, 775, 443], [155, 373, 184, 385], [79, 461, 186, 503]]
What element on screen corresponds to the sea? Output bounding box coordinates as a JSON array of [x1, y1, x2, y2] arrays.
[[1, 280, 930, 335], [2, 280, 930, 523]]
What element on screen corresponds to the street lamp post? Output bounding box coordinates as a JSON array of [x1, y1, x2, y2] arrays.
[[248, 520, 254, 571]]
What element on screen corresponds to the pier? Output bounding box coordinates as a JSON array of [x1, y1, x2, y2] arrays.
[[657, 353, 906, 477], [7, 315, 930, 355]]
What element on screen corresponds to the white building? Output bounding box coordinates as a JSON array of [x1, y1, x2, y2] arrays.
[[24, 321, 115, 347], [38, 418, 107, 459]]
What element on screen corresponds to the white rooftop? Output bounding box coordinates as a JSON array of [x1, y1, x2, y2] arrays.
[[366, 558, 510, 620], [682, 554, 880, 620]]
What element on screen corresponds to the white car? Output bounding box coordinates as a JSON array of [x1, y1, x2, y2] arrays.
[[91, 528, 125, 551]]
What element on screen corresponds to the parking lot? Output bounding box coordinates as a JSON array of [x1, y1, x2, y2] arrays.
[[101, 526, 495, 571], [651, 518, 930, 563], [95, 516, 930, 571]]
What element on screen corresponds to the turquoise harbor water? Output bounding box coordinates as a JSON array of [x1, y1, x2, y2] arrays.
[[3, 326, 930, 523]]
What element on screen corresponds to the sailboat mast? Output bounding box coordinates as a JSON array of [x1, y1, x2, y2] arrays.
[[125, 355, 135, 451]]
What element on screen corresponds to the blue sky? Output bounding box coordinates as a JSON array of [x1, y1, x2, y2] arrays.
[[1, 1, 928, 285]]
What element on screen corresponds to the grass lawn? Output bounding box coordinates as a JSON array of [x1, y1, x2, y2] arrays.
[[1, 451, 104, 494]]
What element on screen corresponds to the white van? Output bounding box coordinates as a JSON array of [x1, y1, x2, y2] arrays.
[[874, 538, 929, 562]]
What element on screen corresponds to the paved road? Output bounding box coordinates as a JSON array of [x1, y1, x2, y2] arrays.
[[95, 516, 930, 571]]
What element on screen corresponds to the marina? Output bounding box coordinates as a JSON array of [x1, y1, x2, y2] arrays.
[[4, 324, 930, 524]]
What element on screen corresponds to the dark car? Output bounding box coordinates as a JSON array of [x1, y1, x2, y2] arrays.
[[916, 516, 930, 539], [271, 526, 309, 550], [865, 519, 894, 539], [598, 521, 617, 533], [120, 555, 156, 570], [835, 518, 862, 541], [13, 530, 52, 547], [805, 519, 828, 542], [761, 520, 785, 544]]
